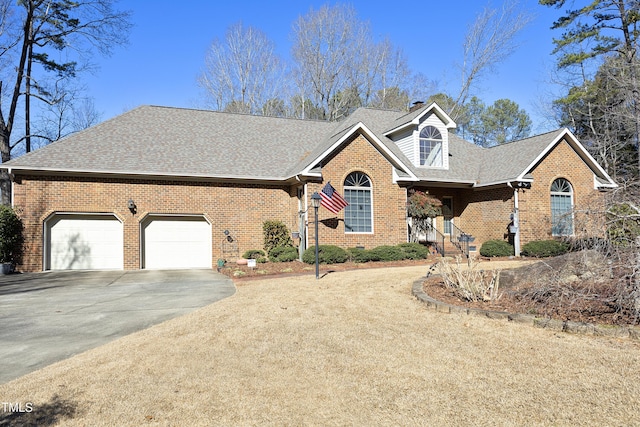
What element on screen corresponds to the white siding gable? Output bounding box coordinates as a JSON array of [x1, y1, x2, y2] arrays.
[[392, 129, 414, 164], [415, 112, 449, 170]]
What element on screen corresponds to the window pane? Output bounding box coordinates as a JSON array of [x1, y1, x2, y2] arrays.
[[551, 194, 573, 235], [344, 189, 372, 233], [420, 140, 443, 167], [550, 178, 573, 236]]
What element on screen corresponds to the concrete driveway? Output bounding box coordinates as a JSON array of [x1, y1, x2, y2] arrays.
[[0, 269, 235, 384]]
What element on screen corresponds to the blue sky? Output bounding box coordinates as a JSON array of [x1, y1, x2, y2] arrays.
[[83, 0, 563, 132]]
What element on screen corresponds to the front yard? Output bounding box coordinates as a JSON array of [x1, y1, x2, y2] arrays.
[[1, 265, 639, 426]]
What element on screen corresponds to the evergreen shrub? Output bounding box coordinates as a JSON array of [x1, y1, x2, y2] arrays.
[[521, 240, 569, 258], [479, 239, 514, 257], [397, 242, 430, 260], [0, 206, 23, 265], [302, 245, 348, 264], [263, 220, 292, 254], [368, 245, 405, 261], [269, 246, 299, 262]]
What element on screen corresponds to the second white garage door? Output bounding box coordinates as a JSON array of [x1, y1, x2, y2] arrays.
[[142, 216, 212, 269]]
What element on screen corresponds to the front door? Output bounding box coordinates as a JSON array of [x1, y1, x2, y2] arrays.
[[442, 197, 453, 235]]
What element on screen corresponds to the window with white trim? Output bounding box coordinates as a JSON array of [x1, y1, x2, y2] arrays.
[[419, 126, 443, 167], [344, 172, 372, 233], [551, 178, 574, 236]]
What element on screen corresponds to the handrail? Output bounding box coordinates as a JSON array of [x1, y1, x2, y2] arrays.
[[426, 223, 446, 257], [449, 222, 471, 258]]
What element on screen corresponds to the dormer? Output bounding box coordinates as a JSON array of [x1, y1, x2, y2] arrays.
[[384, 102, 456, 170]]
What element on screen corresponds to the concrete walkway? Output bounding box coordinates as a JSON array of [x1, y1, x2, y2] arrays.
[[0, 269, 235, 384]]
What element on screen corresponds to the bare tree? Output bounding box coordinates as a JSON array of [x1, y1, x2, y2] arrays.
[[291, 4, 367, 121], [31, 81, 102, 153], [291, 4, 416, 120], [199, 22, 285, 115], [0, 0, 131, 205], [451, 1, 532, 120]]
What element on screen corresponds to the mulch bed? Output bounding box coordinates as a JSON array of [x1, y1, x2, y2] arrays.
[[218, 257, 440, 281], [423, 274, 636, 326]]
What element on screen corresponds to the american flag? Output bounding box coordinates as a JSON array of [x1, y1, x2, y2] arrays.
[[319, 182, 349, 214]]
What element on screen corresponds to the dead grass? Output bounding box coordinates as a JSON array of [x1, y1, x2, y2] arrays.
[[1, 264, 640, 426]]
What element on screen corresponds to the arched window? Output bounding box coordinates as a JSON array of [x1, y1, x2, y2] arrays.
[[419, 126, 443, 167], [551, 178, 574, 236], [344, 172, 372, 233]]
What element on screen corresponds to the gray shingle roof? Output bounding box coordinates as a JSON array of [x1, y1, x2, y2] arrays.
[[5, 106, 333, 180], [476, 129, 567, 185], [3, 104, 613, 188]]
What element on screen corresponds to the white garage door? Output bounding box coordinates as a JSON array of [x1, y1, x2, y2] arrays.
[[47, 214, 124, 270], [142, 216, 212, 269]]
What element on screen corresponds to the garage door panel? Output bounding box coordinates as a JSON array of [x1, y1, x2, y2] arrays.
[[48, 216, 123, 270], [143, 217, 211, 269]]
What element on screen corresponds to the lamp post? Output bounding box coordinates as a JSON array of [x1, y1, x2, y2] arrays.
[[310, 192, 322, 279]]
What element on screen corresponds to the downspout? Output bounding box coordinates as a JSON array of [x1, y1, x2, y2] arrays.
[[295, 175, 307, 262], [507, 182, 521, 257], [7, 168, 13, 207]]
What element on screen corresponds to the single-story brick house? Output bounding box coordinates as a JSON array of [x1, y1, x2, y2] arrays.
[[1, 102, 617, 271]]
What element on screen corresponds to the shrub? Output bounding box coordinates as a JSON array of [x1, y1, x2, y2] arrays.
[[521, 240, 569, 258], [269, 246, 299, 263], [368, 245, 406, 261], [479, 239, 514, 257], [0, 206, 24, 265], [302, 245, 348, 264], [348, 247, 374, 263], [242, 249, 265, 260], [607, 202, 640, 247], [439, 256, 501, 302], [263, 220, 292, 254], [397, 242, 430, 260]]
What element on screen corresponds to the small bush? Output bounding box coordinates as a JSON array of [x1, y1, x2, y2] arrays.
[[521, 240, 569, 258], [303, 245, 348, 264], [242, 249, 265, 260], [269, 246, 298, 262], [348, 247, 374, 263], [0, 206, 24, 265], [397, 242, 430, 260], [263, 220, 293, 254], [368, 245, 406, 261], [440, 256, 501, 302], [479, 239, 514, 257]]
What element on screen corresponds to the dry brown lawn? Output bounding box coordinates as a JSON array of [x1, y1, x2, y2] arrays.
[[1, 264, 640, 426]]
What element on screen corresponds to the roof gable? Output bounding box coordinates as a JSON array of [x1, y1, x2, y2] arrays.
[[475, 128, 617, 188], [299, 121, 418, 182], [383, 102, 456, 137]]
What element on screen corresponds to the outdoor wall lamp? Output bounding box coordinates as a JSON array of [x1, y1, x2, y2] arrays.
[[310, 192, 322, 279], [127, 199, 136, 214]]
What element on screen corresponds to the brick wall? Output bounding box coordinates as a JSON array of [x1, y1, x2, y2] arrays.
[[306, 133, 408, 249], [12, 135, 607, 272], [411, 139, 606, 250], [13, 175, 300, 271], [410, 187, 514, 249], [518, 138, 606, 243]]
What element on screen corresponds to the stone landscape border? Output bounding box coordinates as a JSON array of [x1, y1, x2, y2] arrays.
[[412, 276, 640, 341]]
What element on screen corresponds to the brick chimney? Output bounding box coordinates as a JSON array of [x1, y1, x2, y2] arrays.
[[409, 101, 424, 112]]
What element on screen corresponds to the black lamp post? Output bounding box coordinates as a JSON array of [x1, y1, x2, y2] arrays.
[[310, 192, 322, 279]]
